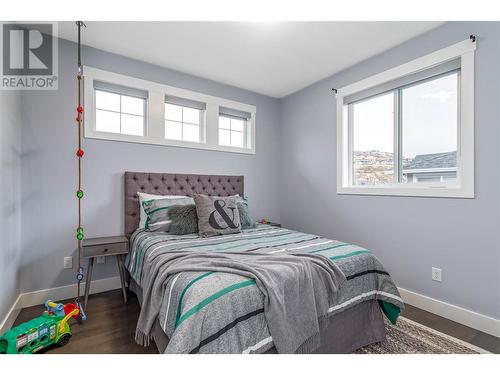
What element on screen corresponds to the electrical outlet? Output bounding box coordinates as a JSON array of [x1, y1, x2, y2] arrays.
[[432, 267, 442, 282], [64, 256, 73, 269], [96, 256, 106, 264]]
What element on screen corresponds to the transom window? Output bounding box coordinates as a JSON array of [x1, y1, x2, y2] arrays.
[[164, 100, 203, 143], [219, 116, 246, 148], [218, 108, 250, 148], [94, 83, 146, 136], [84, 66, 257, 154], [336, 39, 476, 198]]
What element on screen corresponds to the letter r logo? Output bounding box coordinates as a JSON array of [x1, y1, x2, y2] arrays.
[[2, 23, 53, 75]]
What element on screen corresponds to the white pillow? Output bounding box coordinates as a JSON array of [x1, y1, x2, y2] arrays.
[[137, 192, 188, 229]]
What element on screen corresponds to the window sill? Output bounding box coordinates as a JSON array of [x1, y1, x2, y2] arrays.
[[84, 129, 256, 155], [337, 185, 474, 199]]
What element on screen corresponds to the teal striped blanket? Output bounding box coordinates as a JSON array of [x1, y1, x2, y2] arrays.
[[126, 224, 404, 353]]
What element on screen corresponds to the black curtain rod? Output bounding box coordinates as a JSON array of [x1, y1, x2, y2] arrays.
[[331, 35, 477, 94]]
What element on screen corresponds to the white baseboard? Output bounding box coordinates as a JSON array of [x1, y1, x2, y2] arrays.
[[0, 294, 23, 335], [0, 276, 121, 334], [399, 288, 500, 338], [20, 276, 121, 308]]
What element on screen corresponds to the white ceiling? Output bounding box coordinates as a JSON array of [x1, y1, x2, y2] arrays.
[[58, 22, 444, 98]]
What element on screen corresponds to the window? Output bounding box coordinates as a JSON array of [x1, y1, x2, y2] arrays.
[[165, 97, 205, 143], [94, 81, 147, 136], [351, 72, 458, 187], [352, 92, 395, 186], [401, 73, 458, 184], [218, 108, 250, 148], [84, 67, 256, 154], [336, 39, 475, 198]]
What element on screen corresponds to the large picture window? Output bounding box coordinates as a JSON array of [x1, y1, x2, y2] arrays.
[[350, 71, 458, 186], [336, 39, 475, 198]]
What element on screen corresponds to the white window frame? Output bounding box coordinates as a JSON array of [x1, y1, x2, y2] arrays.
[[218, 114, 250, 149], [336, 38, 476, 198], [83, 66, 256, 154], [94, 87, 147, 136], [164, 102, 205, 143]]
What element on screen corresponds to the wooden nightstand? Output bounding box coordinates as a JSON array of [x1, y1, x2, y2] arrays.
[[82, 235, 129, 309]]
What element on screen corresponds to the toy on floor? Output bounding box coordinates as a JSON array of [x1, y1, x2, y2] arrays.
[[0, 301, 81, 354]]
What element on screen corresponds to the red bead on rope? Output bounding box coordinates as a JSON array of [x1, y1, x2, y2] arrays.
[[77, 106, 84, 113], [76, 149, 84, 158]]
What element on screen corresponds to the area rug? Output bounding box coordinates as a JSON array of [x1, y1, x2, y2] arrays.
[[355, 316, 490, 354]]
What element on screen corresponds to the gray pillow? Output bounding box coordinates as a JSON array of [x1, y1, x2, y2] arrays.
[[168, 204, 198, 235], [142, 196, 194, 232], [237, 200, 256, 229], [194, 194, 242, 237]]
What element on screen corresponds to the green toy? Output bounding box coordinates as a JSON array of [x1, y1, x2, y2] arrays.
[[0, 301, 80, 354]]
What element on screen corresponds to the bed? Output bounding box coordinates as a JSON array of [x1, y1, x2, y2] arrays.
[[123, 172, 404, 354]]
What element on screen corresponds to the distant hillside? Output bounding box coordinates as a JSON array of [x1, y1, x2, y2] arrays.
[[352, 150, 456, 185], [353, 150, 394, 185]]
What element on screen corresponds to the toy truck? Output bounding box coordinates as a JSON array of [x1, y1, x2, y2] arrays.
[[0, 301, 80, 354]]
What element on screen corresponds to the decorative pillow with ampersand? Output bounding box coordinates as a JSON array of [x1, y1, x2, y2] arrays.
[[193, 194, 242, 237]]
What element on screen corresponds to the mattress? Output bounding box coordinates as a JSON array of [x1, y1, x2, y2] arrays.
[[126, 224, 404, 353]]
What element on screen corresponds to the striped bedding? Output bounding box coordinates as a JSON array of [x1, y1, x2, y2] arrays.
[[126, 224, 404, 354]]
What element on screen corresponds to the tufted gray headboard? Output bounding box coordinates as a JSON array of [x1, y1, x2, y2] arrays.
[[124, 172, 244, 237]]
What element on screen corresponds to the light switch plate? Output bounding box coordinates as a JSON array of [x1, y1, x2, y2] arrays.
[[64, 256, 73, 269]]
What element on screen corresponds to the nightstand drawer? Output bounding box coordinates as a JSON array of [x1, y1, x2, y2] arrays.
[[83, 241, 128, 258]]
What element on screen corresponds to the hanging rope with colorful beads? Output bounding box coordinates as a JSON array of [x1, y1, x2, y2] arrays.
[[75, 20, 87, 321]]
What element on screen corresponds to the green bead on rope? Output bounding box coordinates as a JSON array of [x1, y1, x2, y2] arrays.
[[76, 190, 84, 199], [76, 227, 84, 241]]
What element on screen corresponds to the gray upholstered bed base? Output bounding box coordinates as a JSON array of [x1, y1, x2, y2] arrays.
[[129, 277, 386, 354], [124, 172, 386, 353]]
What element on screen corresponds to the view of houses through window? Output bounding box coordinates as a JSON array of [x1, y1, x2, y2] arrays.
[[352, 71, 458, 185]]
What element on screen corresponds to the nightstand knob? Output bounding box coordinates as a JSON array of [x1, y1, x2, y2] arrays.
[[103, 248, 108, 253]]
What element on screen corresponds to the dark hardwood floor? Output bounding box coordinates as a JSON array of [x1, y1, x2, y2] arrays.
[[13, 289, 157, 354], [13, 289, 500, 354], [401, 304, 500, 353]]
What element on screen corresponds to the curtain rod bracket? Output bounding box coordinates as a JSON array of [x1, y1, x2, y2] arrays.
[[332, 88, 338, 94]]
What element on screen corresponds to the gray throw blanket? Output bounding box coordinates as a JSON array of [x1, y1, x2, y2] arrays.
[[135, 250, 346, 353]]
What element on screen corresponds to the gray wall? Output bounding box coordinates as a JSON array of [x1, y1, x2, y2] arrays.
[[0, 91, 22, 323], [20, 38, 281, 293], [16, 22, 500, 321], [280, 22, 500, 319]]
